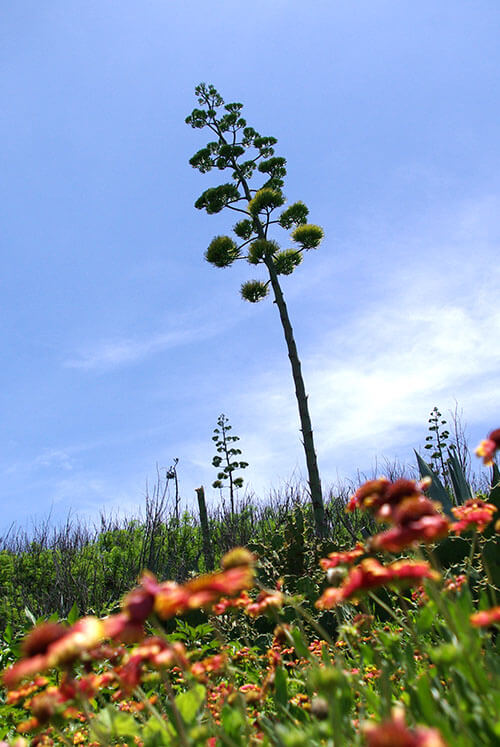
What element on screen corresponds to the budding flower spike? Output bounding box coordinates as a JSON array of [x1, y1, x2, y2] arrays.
[[187, 83, 327, 536]]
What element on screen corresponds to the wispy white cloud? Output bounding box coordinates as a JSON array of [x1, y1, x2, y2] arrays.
[[64, 320, 217, 371]]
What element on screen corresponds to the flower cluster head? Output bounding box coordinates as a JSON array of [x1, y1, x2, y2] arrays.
[[451, 498, 496, 534], [316, 558, 439, 609], [363, 707, 447, 746], [348, 477, 449, 553], [475, 428, 500, 466]]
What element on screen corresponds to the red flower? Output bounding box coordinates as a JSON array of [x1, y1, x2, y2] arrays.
[[470, 605, 500, 627], [316, 558, 439, 609], [320, 542, 365, 570], [3, 617, 105, 688], [212, 591, 251, 615], [451, 498, 496, 534], [347, 478, 391, 512], [475, 428, 500, 466], [348, 477, 435, 523], [246, 590, 284, 618], [102, 613, 144, 643], [370, 514, 449, 552], [123, 587, 155, 623], [148, 550, 255, 620], [364, 707, 447, 746], [21, 623, 67, 658]]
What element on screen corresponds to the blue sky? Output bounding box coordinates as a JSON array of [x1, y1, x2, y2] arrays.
[[1, 1, 499, 531]]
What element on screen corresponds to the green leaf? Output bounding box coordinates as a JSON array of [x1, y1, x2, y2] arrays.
[[221, 703, 246, 741], [67, 601, 80, 625], [24, 606, 36, 626], [247, 188, 284, 215], [447, 450, 472, 504], [415, 599, 437, 633], [291, 627, 312, 660], [195, 184, 241, 214], [279, 201, 309, 229], [143, 716, 174, 746], [273, 249, 302, 275], [274, 665, 289, 707], [414, 450, 454, 518], [92, 706, 138, 743], [175, 683, 206, 725]]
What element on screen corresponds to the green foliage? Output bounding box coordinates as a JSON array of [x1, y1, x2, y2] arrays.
[[3, 438, 500, 746], [233, 218, 254, 240], [279, 201, 309, 229], [291, 223, 324, 249], [194, 184, 241, 214], [240, 279, 269, 302], [247, 238, 278, 265], [257, 156, 287, 189], [273, 249, 303, 275], [205, 235, 240, 267], [247, 187, 285, 215]]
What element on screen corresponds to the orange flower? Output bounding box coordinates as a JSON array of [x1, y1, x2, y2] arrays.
[[470, 605, 500, 627], [451, 498, 496, 534], [475, 428, 500, 466], [316, 558, 439, 609], [364, 707, 447, 746], [320, 542, 365, 570]]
